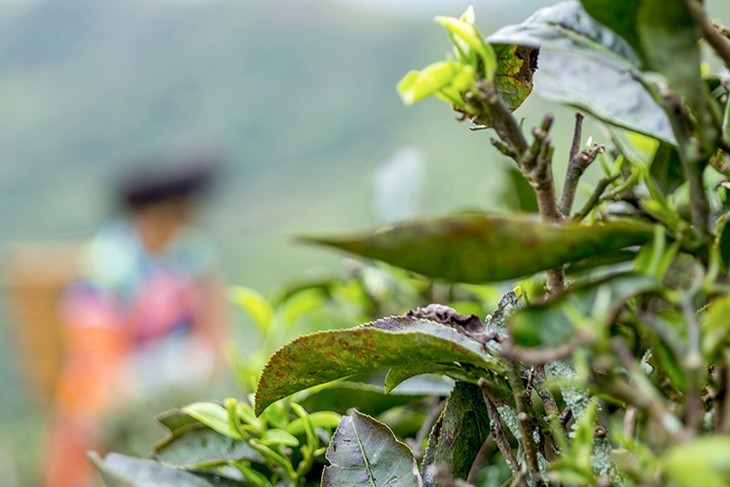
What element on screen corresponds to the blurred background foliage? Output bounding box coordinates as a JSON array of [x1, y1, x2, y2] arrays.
[[0, 0, 727, 484]]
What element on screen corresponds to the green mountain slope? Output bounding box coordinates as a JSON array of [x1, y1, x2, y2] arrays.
[[0, 0, 513, 288]]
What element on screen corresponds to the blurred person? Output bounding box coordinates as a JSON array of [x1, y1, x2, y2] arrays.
[[43, 155, 228, 487]]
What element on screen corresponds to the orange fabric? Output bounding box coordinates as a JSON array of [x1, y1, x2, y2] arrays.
[[45, 324, 129, 486], [44, 418, 97, 487], [56, 326, 129, 422]]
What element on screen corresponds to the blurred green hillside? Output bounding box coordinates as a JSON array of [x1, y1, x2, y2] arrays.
[[0, 0, 564, 425], [0, 0, 518, 288]]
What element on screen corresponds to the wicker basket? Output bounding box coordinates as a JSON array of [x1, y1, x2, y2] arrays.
[[4, 242, 81, 409]]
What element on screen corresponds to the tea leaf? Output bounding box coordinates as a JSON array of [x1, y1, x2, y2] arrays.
[[153, 429, 260, 470], [90, 452, 243, 487], [421, 382, 490, 484], [182, 402, 242, 440], [663, 437, 730, 487], [322, 411, 422, 487], [488, 1, 674, 143], [510, 273, 657, 348], [254, 317, 500, 415], [300, 213, 653, 284]]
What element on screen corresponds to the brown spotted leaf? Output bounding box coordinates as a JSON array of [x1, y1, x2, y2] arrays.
[[299, 213, 653, 284], [254, 317, 501, 415], [494, 44, 538, 112]]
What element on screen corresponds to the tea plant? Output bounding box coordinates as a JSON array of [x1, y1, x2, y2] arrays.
[[92, 1, 730, 485]]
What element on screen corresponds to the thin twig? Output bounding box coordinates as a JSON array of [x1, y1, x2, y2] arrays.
[[663, 89, 713, 244], [534, 367, 560, 419], [506, 364, 542, 483], [490, 137, 520, 164], [687, 0, 730, 69], [523, 116, 564, 294], [715, 22, 730, 40], [623, 406, 637, 439], [572, 174, 621, 222], [509, 470, 528, 487], [474, 81, 529, 158], [478, 378, 525, 484], [502, 336, 585, 366], [560, 143, 604, 217], [559, 407, 573, 430], [568, 112, 584, 165]]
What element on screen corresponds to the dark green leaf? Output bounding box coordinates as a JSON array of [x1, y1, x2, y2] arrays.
[[637, 0, 704, 119], [299, 382, 425, 416], [650, 340, 687, 392], [488, 1, 674, 143], [90, 452, 244, 487], [649, 142, 684, 196], [579, 0, 642, 58], [300, 213, 653, 284], [156, 408, 201, 436], [322, 411, 422, 487], [488, 1, 638, 62], [565, 249, 639, 276], [153, 428, 260, 470], [255, 317, 501, 415], [384, 365, 477, 394], [383, 375, 456, 397], [510, 273, 657, 348], [501, 166, 539, 213], [421, 382, 490, 485]]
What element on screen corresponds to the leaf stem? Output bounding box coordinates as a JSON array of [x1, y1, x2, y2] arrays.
[[572, 174, 621, 222], [503, 336, 585, 366]]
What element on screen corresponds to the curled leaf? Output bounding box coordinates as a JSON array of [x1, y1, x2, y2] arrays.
[[254, 316, 501, 415]]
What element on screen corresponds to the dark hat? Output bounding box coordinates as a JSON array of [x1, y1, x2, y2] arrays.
[[120, 152, 219, 209]]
